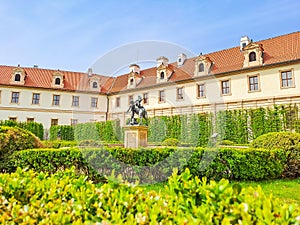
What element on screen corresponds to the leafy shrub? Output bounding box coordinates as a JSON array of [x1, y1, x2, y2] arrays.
[[0, 126, 43, 172], [78, 139, 103, 147], [8, 146, 286, 182], [162, 138, 180, 146], [0, 120, 44, 140], [0, 168, 298, 224], [251, 132, 300, 178]]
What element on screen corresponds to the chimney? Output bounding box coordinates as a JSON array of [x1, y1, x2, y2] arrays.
[[156, 56, 169, 68], [240, 36, 251, 51], [87, 68, 93, 77], [129, 64, 140, 74], [33, 65, 38, 68]]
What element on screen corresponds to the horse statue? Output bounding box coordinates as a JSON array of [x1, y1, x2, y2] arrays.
[[127, 96, 148, 125]]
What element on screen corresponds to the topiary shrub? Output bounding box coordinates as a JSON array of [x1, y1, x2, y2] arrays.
[[250, 132, 300, 178], [162, 138, 180, 146], [0, 126, 43, 172]]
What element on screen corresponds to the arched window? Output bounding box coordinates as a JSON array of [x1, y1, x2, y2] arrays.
[[14, 74, 21, 82], [160, 71, 165, 79], [55, 77, 61, 85], [198, 63, 204, 72], [178, 58, 181, 63], [93, 81, 98, 88], [249, 52, 256, 62], [130, 78, 134, 86]]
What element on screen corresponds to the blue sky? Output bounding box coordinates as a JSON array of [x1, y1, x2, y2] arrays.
[[0, 0, 299, 74]]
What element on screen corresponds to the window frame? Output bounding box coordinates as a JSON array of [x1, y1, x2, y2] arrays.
[[116, 97, 120, 108], [158, 90, 165, 103], [32, 93, 40, 105], [249, 51, 256, 62], [51, 118, 58, 126], [247, 74, 261, 92], [143, 93, 149, 104], [220, 79, 231, 95], [197, 83, 206, 98], [128, 95, 133, 106], [72, 96, 79, 107], [11, 92, 20, 103], [280, 69, 295, 89], [91, 97, 98, 108], [71, 119, 78, 126], [54, 77, 61, 85], [14, 73, 21, 82], [52, 95, 60, 106], [176, 87, 184, 101], [198, 63, 204, 72]]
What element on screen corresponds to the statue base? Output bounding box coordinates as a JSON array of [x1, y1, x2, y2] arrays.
[[124, 125, 148, 148]]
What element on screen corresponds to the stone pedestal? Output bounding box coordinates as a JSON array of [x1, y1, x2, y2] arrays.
[[124, 125, 148, 148]]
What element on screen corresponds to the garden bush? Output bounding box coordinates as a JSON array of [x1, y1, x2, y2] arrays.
[[161, 138, 180, 146], [0, 168, 299, 224], [0, 126, 43, 172], [251, 132, 300, 178], [8, 146, 286, 182], [42, 140, 78, 148]]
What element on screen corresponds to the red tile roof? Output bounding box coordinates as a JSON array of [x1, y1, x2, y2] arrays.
[[0, 31, 299, 94]]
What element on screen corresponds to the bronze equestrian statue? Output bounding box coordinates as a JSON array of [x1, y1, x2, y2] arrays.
[[127, 96, 148, 125]]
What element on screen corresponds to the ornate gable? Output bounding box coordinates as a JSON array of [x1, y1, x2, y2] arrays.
[[10, 67, 26, 85], [89, 75, 101, 90], [127, 71, 143, 89], [194, 54, 213, 76], [242, 42, 264, 68]]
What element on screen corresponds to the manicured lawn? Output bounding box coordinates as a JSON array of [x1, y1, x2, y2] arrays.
[[235, 178, 300, 205], [143, 178, 300, 205]]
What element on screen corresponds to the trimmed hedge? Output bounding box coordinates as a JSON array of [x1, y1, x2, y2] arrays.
[[0, 168, 299, 224], [251, 132, 300, 178], [0, 126, 43, 173], [0, 120, 44, 140], [8, 147, 286, 182]]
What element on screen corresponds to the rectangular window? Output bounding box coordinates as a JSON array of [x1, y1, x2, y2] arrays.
[[221, 80, 230, 95], [72, 96, 79, 107], [9, 117, 17, 121], [27, 118, 34, 122], [32, 93, 40, 105], [116, 97, 120, 107], [281, 70, 293, 88], [128, 95, 133, 105], [249, 76, 259, 91], [71, 119, 78, 126], [11, 92, 20, 103], [177, 87, 184, 100], [159, 90, 165, 103], [197, 84, 205, 98], [52, 95, 60, 106], [91, 97, 98, 108], [143, 93, 149, 104], [51, 119, 58, 126], [0, 90, 2, 104]]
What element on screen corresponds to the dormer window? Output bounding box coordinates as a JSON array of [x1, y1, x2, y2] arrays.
[[242, 42, 264, 68], [55, 77, 61, 85], [10, 67, 26, 85], [194, 55, 213, 77], [14, 74, 21, 82], [160, 71, 165, 79], [89, 76, 100, 90], [249, 52, 256, 62], [198, 63, 204, 72], [52, 71, 64, 88], [130, 78, 134, 86], [92, 81, 98, 88]]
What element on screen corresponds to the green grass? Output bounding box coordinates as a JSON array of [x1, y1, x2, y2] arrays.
[[142, 178, 300, 205], [235, 178, 300, 205]]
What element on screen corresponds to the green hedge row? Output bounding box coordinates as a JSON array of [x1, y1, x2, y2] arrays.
[[47, 104, 300, 146], [0, 120, 44, 140], [8, 147, 287, 182], [1, 168, 298, 224]]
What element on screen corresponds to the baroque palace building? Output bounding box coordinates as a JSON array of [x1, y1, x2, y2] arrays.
[[0, 31, 300, 129]]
